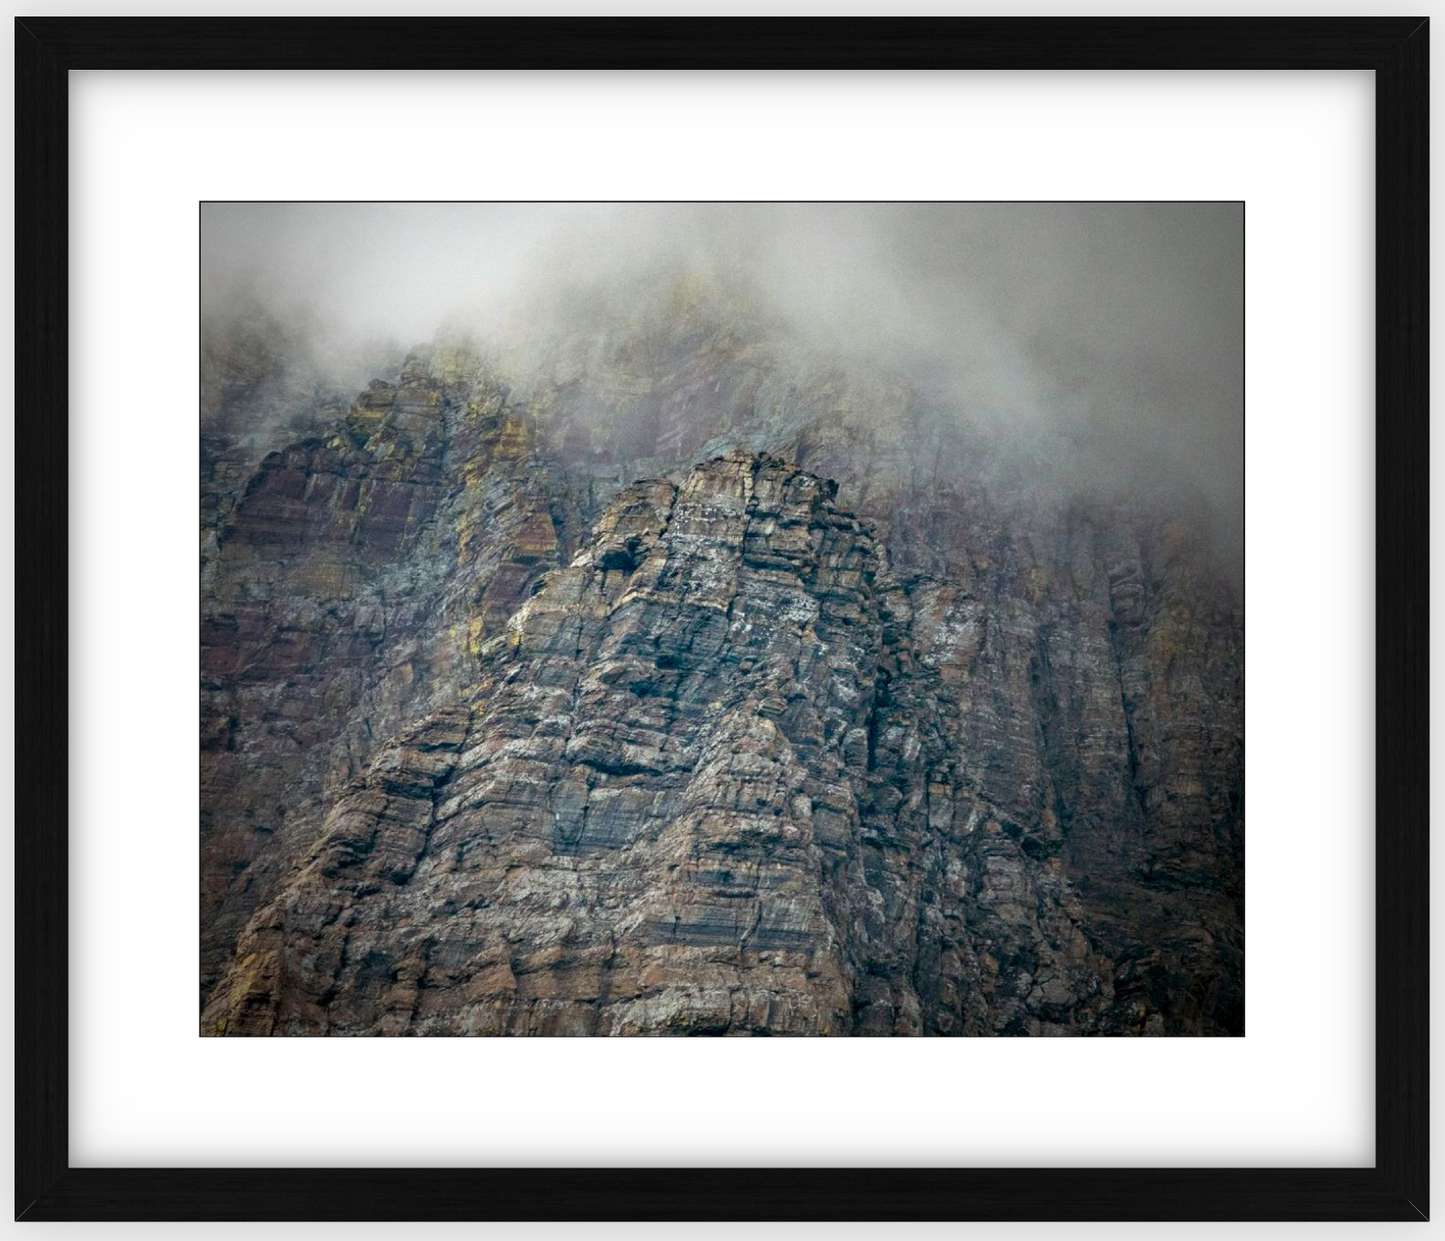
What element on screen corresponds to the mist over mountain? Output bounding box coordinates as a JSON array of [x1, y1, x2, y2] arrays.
[[201, 203, 1243, 1036], [203, 202, 1242, 563]]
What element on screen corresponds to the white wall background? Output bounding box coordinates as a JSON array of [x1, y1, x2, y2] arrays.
[[1, 0, 1438, 1237]]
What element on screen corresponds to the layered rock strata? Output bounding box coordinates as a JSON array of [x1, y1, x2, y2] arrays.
[[203, 439, 1242, 1035]]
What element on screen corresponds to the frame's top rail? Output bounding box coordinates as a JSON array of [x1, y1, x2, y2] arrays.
[[14, 15, 1430, 71]]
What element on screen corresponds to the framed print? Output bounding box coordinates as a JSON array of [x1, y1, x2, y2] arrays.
[[15, 16, 1427, 1222]]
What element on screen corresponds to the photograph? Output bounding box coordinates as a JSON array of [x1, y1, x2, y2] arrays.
[[21, 12, 1422, 1221], [199, 201, 1244, 1038]]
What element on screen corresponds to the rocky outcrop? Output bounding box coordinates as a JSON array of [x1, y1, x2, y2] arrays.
[[200, 345, 591, 999], [203, 447, 1242, 1036], [201, 282, 1243, 1035]]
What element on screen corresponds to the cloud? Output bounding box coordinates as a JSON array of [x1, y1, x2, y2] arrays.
[[202, 201, 1243, 565]]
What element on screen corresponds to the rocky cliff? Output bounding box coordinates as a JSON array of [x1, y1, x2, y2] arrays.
[[200, 285, 1243, 1036]]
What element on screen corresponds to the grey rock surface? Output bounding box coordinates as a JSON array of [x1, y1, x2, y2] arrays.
[[201, 287, 1243, 1036]]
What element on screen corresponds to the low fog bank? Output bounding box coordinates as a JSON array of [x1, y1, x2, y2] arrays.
[[202, 202, 1243, 569]]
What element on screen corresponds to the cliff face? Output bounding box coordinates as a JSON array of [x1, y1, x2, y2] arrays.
[[200, 293, 1243, 1036]]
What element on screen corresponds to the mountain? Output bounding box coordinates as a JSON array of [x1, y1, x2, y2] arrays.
[[199, 279, 1243, 1035]]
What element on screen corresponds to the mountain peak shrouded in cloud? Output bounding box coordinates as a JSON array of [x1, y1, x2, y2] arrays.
[[202, 202, 1242, 570], [201, 202, 1244, 1036]]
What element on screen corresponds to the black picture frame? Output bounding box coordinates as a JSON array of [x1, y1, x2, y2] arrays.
[[15, 16, 1428, 1223]]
